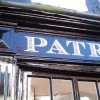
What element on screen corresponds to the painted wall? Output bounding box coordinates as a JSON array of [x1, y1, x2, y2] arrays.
[[86, 0, 100, 14]]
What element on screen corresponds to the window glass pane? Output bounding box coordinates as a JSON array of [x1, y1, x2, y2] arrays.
[[52, 79, 74, 100], [28, 77, 50, 100], [78, 81, 98, 100]]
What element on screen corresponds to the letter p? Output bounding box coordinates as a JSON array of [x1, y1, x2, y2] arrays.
[[25, 36, 47, 52]]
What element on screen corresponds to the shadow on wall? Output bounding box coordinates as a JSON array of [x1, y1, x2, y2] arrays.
[[0, 30, 8, 39], [0, 73, 4, 96]]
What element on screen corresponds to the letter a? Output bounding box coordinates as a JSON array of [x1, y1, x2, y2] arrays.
[[47, 39, 69, 55]]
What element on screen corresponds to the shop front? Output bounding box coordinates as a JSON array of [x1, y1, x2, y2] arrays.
[[0, 2, 100, 100]]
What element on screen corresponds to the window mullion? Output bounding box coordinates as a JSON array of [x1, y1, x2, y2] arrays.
[[95, 81, 100, 100], [73, 78, 80, 100], [50, 77, 53, 100]]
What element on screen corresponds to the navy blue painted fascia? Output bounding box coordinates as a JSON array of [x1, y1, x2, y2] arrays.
[[0, 27, 16, 51], [1, 26, 100, 64]]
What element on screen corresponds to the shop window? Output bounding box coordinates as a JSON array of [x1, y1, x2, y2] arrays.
[[27, 77, 74, 100], [19, 70, 100, 100], [78, 81, 98, 100]]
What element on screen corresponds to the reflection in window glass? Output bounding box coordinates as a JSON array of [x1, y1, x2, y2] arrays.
[[28, 77, 50, 100], [52, 79, 74, 100], [78, 81, 98, 100]]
